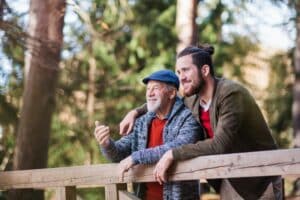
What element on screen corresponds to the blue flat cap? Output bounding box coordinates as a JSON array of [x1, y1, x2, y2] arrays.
[[142, 69, 179, 90]]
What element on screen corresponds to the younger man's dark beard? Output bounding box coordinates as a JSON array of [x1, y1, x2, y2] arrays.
[[195, 71, 206, 95]]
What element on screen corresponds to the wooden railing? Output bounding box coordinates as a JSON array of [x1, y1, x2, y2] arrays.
[[1, 149, 300, 200]]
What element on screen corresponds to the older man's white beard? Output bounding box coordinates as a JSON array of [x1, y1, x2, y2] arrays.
[[147, 99, 162, 113]]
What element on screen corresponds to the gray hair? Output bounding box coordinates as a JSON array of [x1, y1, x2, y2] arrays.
[[165, 83, 177, 92]]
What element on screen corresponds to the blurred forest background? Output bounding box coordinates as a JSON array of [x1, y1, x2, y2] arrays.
[[0, 0, 299, 199]]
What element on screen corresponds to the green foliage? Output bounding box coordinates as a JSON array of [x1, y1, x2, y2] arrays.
[[0, 94, 17, 171], [77, 188, 105, 200], [1, 20, 25, 67], [0, 17, 24, 173], [264, 50, 293, 148]]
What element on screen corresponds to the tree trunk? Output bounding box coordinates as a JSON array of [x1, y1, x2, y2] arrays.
[[294, 0, 300, 149], [176, 0, 198, 53], [0, 0, 4, 20], [292, 1, 300, 196], [86, 57, 96, 164], [87, 57, 96, 127], [8, 0, 65, 199]]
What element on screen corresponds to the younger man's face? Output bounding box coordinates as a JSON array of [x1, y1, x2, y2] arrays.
[[176, 55, 204, 96]]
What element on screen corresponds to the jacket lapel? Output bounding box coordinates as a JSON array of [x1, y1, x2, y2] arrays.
[[210, 78, 221, 131], [142, 112, 155, 149], [184, 95, 200, 123]]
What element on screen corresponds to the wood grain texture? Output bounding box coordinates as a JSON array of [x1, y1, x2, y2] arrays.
[[0, 149, 299, 190]]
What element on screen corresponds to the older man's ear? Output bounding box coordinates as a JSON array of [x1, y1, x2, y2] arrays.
[[169, 89, 177, 100]]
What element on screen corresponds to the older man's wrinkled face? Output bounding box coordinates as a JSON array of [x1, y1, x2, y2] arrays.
[[146, 81, 171, 113], [176, 55, 204, 97]]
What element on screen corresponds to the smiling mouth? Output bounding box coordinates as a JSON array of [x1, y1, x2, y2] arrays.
[[182, 82, 191, 87], [182, 80, 191, 84]]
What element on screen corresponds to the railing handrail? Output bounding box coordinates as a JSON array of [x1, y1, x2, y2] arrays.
[[1, 148, 300, 190]]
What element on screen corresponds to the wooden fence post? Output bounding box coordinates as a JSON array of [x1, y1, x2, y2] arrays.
[[55, 186, 76, 200], [118, 190, 141, 200], [105, 184, 118, 200], [105, 183, 127, 200]]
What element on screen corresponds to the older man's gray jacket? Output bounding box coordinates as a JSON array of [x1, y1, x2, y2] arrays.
[[101, 97, 203, 200]]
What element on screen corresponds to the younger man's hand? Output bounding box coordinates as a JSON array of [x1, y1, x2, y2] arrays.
[[118, 156, 134, 182]]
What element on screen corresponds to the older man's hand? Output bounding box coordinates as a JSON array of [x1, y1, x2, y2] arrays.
[[94, 122, 110, 148], [153, 150, 174, 185], [119, 156, 135, 182]]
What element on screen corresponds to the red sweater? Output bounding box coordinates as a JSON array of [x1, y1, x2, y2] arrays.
[[145, 118, 166, 200], [199, 108, 214, 138]]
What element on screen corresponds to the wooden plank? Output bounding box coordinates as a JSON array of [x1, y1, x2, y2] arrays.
[[126, 148, 300, 182], [55, 186, 76, 200], [119, 190, 141, 200], [0, 163, 120, 189], [0, 149, 300, 189]]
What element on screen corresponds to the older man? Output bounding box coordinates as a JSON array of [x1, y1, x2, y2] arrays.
[[94, 69, 203, 200]]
